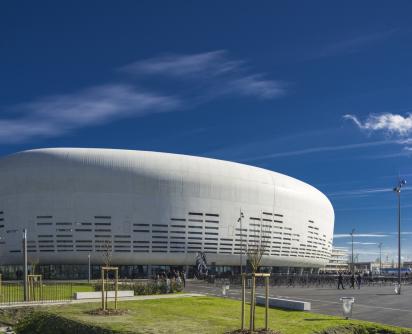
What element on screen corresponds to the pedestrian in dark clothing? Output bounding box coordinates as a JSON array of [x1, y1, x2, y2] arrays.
[[350, 274, 355, 289], [356, 273, 362, 289], [180, 271, 186, 288], [337, 273, 345, 289]]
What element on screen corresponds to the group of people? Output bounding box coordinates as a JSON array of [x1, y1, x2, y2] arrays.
[[154, 270, 186, 288], [337, 272, 362, 289]]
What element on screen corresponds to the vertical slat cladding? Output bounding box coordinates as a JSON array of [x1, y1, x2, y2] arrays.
[[0, 148, 333, 267]]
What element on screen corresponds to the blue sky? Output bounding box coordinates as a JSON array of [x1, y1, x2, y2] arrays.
[[1, 1, 412, 262]]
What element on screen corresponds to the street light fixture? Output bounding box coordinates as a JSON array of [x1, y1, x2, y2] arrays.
[[393, 179, 406, 294], [237, 210, 245, 274]]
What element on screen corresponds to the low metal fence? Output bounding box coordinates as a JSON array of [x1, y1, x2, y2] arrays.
[[207, 274, 412, 289], [0, 281, 88, 305], [0, 279, 181, 305]]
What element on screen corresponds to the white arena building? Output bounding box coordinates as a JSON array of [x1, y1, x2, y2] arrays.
[[0, 148, 334, 279]]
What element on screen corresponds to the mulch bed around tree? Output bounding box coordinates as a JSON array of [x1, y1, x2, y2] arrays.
[[84, 309, 129, 316], [225, 329, 281, 334]]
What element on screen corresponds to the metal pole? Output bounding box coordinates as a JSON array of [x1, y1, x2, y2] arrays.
[[249, 274, 256, 332], [88, 253, 91, 283], [352, 234, 354, 272], [398, 190, 401, 294], [22, 229, 28, 302], [240, 210, 243, 275], [265, 276, 269, 331], [101, 268, 105, 310], [393, 179, 406, 295], [238, 209, 244, 275], [378, 243, 382, 274], [351, 229, 355, 273], [241, 274, 245, 330], [115, 268, 118, 310]]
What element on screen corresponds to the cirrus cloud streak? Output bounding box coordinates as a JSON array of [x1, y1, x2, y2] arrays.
[[0, 50, 285, 144]]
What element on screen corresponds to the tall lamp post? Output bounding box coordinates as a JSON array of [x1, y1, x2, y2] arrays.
[[88, 253, 91, 283], [237, 210, 244, 274], [378, 242, 383, 274], [393, 179, 406, 295], [22, 229, 28, 302], [350, 228, 355, 273]]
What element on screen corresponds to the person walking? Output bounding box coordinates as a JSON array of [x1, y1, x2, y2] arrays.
[[356, 273, 362, 289], [350, 274, 355, 289], [337, 272, 345, 290], [180, 271, 186, 288]]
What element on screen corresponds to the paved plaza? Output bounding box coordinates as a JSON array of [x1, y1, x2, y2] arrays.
[[186, 281, 412, 329]]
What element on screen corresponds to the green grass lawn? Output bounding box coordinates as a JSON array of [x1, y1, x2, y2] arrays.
[[0, 283, 94, 303], [39, 296, 412, 334]]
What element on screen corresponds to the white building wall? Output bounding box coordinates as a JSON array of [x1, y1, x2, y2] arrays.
[[0, 148, 334, 268], [324, 247, 349, 272]]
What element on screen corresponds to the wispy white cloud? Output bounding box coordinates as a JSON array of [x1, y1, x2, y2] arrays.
[[122, 50, 286, 100], [344, 113, 412, 137], [204, 128, 335, 161], [311, 30, 397, 59], [336, 203, 412, 211], [397, 138, 412, 145], [0, 85, 180, 143], [334, 233, 388, 238], [348, 241, 379, 245], [122, 51, 241, 78], [353, 251, 380, 257], [0, 51, 285, 144], [335, 205, 393, 212], [360, 150, 412, 160], [333, 246, 349, 251], [327, 187, 397, 198], [390, 232, 412, 236], [223, 75, 284, 99], [332, 241, 412, 261], [243, 140, 395, 162]]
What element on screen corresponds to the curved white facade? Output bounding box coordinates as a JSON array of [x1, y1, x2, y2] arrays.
[[0, 148, 334, 268]]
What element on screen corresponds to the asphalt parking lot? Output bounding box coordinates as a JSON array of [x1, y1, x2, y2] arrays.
[[185, 281, 412, 329]]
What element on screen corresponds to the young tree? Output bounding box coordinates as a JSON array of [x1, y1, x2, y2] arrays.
[[29, 258, 39, 275], [102, 239, 113, 267], [246, 213, 271, 272], [101, 239, 113, 310], [245, 214, 271, 332]]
